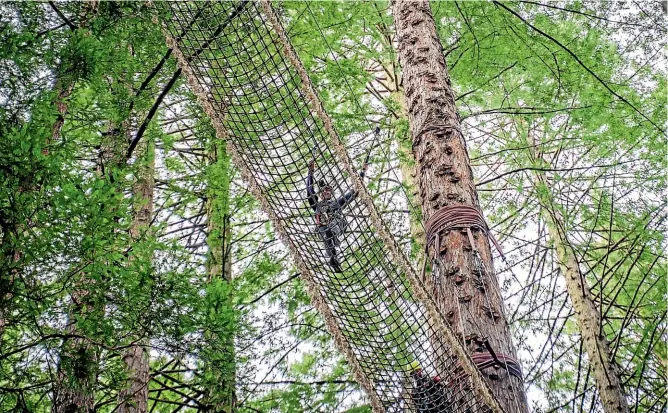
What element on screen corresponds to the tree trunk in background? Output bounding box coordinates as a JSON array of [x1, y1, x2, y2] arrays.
[[203, 141, 236, 412], [54, 122, 124, 413], [391, 0, 528, 411], [53, 302, 97, 413], [527, 130, 630, 413], [0, 40, 76, 344], [390, 88, 426, 254], [46, 4, 104, 412], [47, 82, 76, 150], [117, 138, 154, 413]]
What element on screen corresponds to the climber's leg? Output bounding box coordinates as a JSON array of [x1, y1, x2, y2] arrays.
[[318, 226, 342, 273]]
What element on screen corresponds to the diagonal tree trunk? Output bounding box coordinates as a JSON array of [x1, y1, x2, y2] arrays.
[[390, 87, 426, 254], [527, 125, 630, 413], [117, 137, 154, 413], [391, 0, 528, 411]]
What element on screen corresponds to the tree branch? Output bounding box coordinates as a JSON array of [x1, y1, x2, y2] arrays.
[[494, 1, 664, 134], [126, 68, 181, 160], [48, 1, 77, 31], [127, 48, 174, 115]]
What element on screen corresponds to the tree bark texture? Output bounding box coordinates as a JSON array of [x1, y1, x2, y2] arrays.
[[391, 1, 528, 411], [47, 81, 75, 150], [117, 139, 154, 413], [528, 132, 630, 413], [53, 297, 97, 413]]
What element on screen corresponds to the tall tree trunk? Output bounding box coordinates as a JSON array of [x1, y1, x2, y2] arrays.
[[54, 102, 123, 413], [391, 1, 528, 411], [41, 4, 102, 410], [53, 297, 97, 413], [0, 45, 77, 344], [54, 124, 123, 413], [203, 140, 236, 412], [390, 88, 426, 254], [527, 129, 630, 413], [117, 138, 154, 413]]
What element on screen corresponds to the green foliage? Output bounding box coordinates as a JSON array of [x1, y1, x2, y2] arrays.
[[1, 1, 664, 412]]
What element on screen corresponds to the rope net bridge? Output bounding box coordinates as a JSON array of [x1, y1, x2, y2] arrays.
[[160, 1, 506, 411]]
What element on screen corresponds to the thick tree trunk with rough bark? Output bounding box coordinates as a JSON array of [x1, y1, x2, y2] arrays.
[[528, 133, 630, 413], [391, 1, 528, 411], [118, 344, 150, 413], [117, 139, 154, 413]]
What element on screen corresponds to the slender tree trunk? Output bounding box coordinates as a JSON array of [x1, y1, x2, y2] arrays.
[[390, 88, 426, 254], [527, 129, 630, 413], [53, 298, 97, 413], [0, 48, 76, 344], [25, 4, 98, 407], [117, 138, 155, 413], [391, 1, 528, 411], [54, 123, 123, 413], [54, 108, 122, 413], [203, 141, 236, 412]]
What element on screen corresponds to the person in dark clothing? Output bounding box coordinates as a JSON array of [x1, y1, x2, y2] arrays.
[[409, 361, 449, 413], [306, 160, 368, 273]]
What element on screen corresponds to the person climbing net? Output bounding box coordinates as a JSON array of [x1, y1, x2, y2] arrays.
[[408, 361, 450, 412], [306, 159, 368, 273], [163, 3, 504, 408]]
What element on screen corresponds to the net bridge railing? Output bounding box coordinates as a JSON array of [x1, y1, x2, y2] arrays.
[[160, 1, 503, 412]]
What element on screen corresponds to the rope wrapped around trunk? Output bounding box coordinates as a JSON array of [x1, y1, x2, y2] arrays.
[[448, 352, 523, 388], [424, 205, 504, 259]]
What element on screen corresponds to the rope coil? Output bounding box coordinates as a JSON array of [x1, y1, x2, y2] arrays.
[[424, 204, 504, 259]]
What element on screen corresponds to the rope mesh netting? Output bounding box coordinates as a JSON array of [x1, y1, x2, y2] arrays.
[[161, 1, 502, 411]]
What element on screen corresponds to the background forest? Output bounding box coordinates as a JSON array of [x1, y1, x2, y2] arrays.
[[0, 1, 665, 412]]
